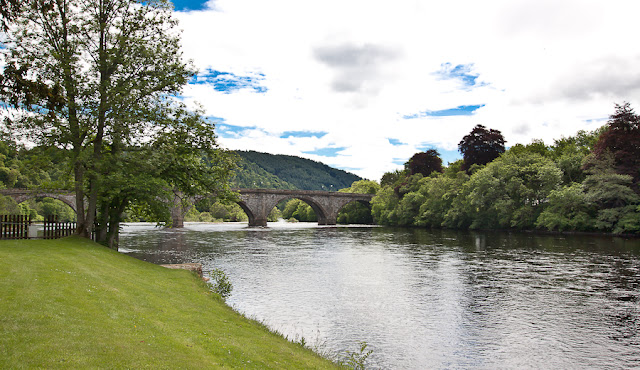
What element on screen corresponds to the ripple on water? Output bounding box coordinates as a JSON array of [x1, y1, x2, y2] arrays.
[[119, 223, 640, 369]]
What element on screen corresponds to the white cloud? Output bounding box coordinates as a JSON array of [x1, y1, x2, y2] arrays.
[[174, 0, 640, 181]]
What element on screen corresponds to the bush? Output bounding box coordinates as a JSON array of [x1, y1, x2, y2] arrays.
[[209, 268, 233, 300]]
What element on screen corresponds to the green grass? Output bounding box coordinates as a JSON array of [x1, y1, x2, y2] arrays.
[[0, 236, 338, 368]]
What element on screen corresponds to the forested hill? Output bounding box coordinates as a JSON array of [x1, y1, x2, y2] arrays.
[[231, 151, 362, 191]]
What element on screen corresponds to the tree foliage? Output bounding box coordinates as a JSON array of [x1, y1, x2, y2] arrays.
[[458, 124, 506, 172], [1, 0, 235, 247], [406, 149, 443, 177], [372, 105, 640, 234], [592, 102, 640, 189], [337, 180, 379, 224], [536, 183, 593, 231], [281, 199, 316, 222]]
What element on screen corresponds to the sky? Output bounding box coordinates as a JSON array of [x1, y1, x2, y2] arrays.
[[175, 0, 639, 180]]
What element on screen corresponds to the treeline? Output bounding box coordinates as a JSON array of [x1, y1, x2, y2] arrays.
[[369, 103, 640, 234], [233, 151, 362, 191], [230, 155, 297, 190]]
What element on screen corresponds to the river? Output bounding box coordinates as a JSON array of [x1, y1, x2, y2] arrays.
[[119, 222, 640, 369]]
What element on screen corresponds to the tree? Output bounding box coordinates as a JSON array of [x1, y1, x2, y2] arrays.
[[416, 171, 468, 228], [535, 183, 593, 231], [91, 105, 236, 246], [380, 169, 407, 187], [406, 149, 443, 177], [1, 0, 234, 245], [370, 186, 400, 225], [582, 153, 640, 233], [337, 180, 379, 224], [444, 151, 562, 229], [592, 102, 640, 189], [0, 0, 22, 30], [458, 124, 506, 172], [549, 129, 603, 185], [281, 199, 316, 222]]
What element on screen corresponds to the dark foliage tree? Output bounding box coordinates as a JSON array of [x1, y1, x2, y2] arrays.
[[592, 102, 640, 190], [406, 150, 443, 177], [458, 124, 506, 171]]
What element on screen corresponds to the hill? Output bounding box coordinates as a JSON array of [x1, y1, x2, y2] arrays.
[[231, 151, 362, 191]]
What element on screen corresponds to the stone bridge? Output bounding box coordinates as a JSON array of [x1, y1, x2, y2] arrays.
[[0, 188, 374, 227], [235, 188, 373, 227]]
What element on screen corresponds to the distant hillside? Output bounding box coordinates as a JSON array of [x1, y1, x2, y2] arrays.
[[231, 151, 362, 191]]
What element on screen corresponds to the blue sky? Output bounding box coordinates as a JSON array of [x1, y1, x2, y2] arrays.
[[171, 0, 640, 180], [171, 0, 208, 11]]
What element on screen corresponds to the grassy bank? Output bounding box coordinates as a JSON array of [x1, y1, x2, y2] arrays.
[[0, 237, 337, 368]]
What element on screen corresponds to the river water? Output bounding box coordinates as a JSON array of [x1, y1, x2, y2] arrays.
[[119, 222, 640, 369]]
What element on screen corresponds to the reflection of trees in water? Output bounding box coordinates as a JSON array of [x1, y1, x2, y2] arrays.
[[119, 225, 640, 367], [609, 310, 640, 346]]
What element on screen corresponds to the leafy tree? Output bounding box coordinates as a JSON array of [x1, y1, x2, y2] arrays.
[[1, 0, 234, 245], [0, 195, 19, 214], [549, 129, 603, 185], [380, 169, 408, 187], [0, 0, 24, 30], [337, 180, 379, 224], [458, 124, 506, 172], [582, 153, 640, 233], [34, 197, 76, 222], [592, 102, 640, 189], [91, 108, 236, 245], [1, 0, 189, 236], [536, 183, 593, 231], [185, 201, 247, 222], [416, 171, 468, 228], [372, 174, 423, 226], [267, 207, 282, 222], [406, 150, 443, 177], [395, 190, 425, 226], [394, 173, 424, 199], [370, 186, 400, 225], [444, 151, 562, 229], [508, 139, 550, 158], [281, 199, 316, 222]]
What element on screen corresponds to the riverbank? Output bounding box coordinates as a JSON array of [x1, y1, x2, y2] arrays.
[[0, 236, 337, 368]]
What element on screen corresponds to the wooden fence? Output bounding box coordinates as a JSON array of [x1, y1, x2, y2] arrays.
[[0, 215, 78, 240], [0, 215, 31, 239], [43, 215, 76, 239]]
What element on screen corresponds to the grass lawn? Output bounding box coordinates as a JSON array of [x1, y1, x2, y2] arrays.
[[0, 236, 338, 368]]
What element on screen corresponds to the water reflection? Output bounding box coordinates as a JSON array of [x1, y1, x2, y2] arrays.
[[119, 223, 640, 369]]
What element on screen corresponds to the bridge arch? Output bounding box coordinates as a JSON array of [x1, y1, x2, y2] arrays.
[[0, 189, 78, 213], [235, 189, 374, 227], [237, 194, 329, 225]]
